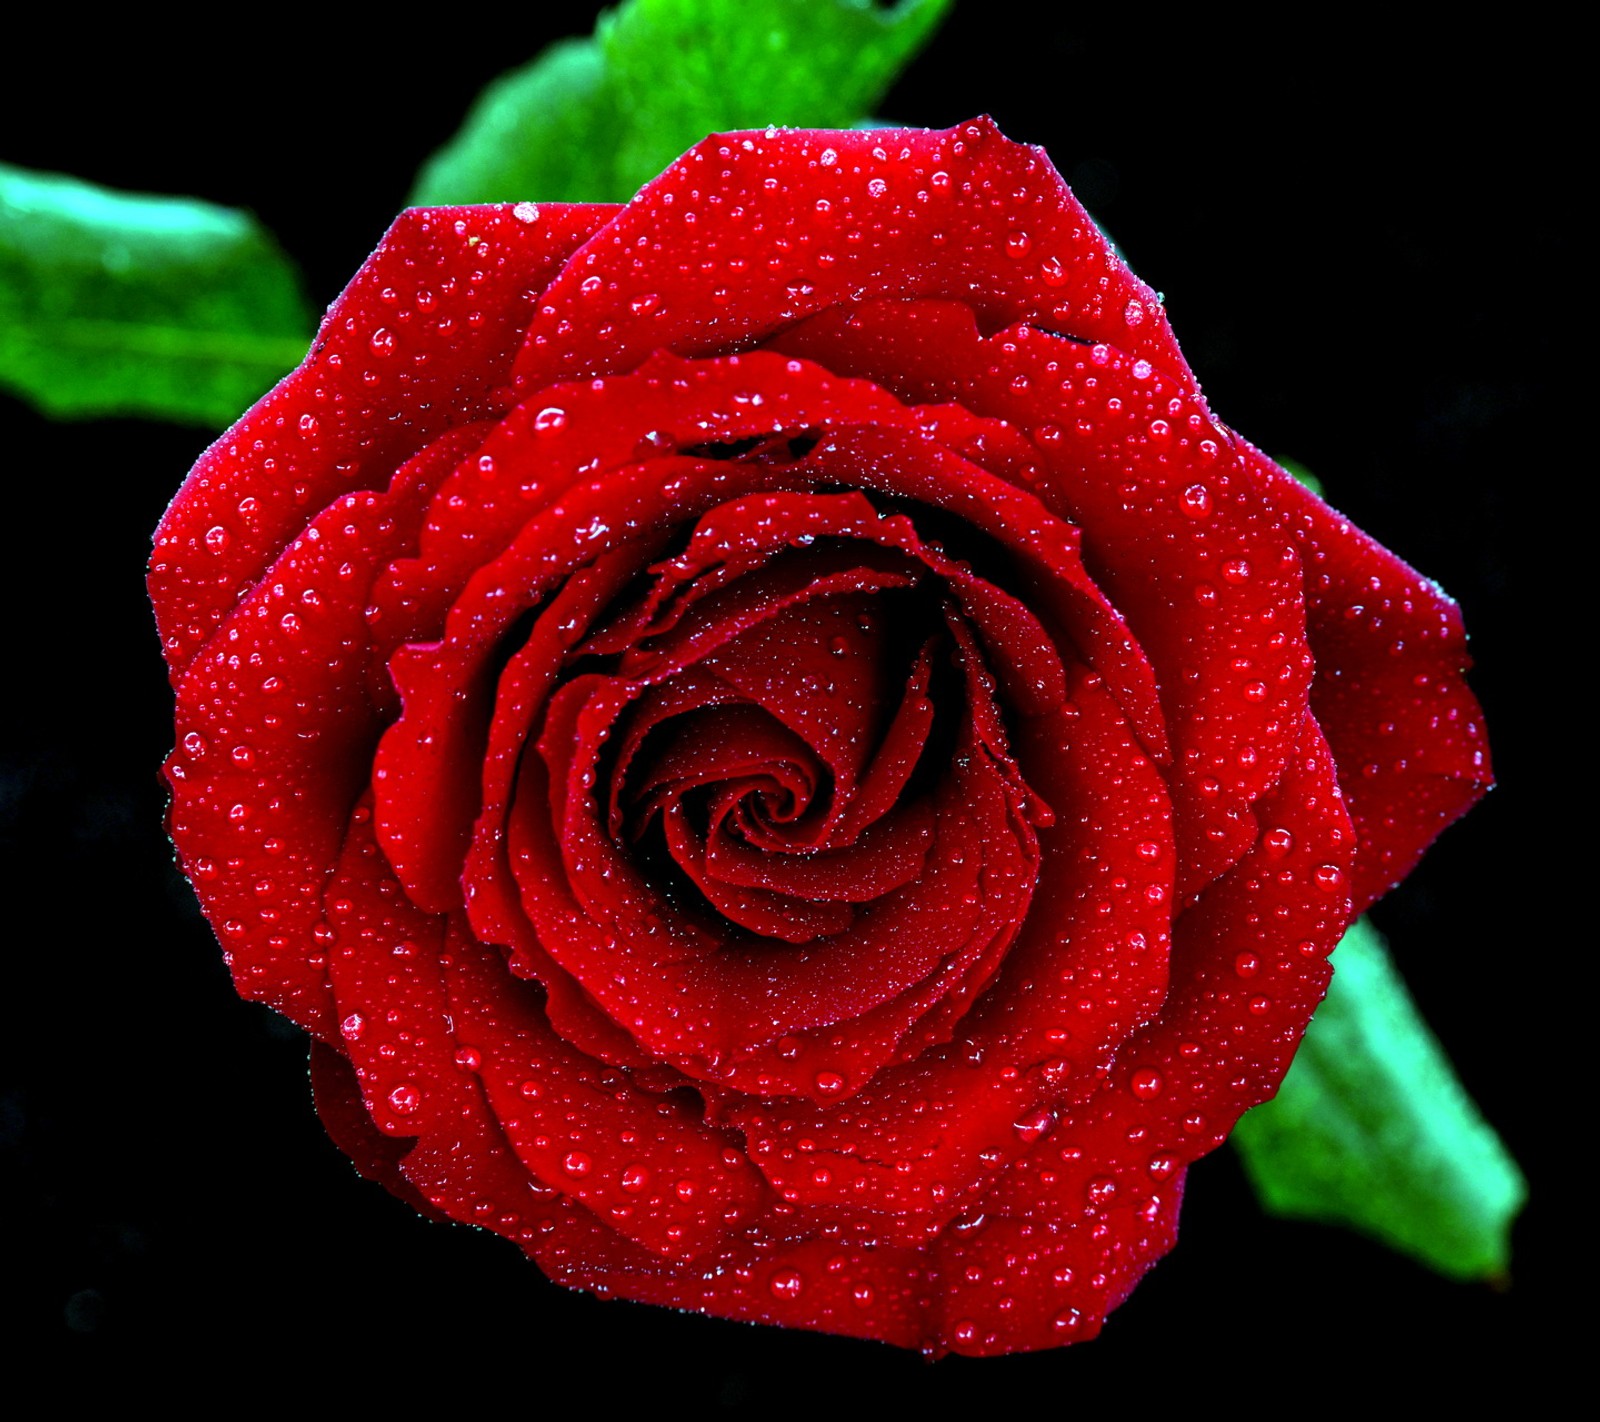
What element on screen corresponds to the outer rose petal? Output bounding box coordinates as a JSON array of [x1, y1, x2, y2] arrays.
[[1232, 441, 1492, 908], [152, 202, 615, 676], [152, 119, 1492, 1358], [509, 119, 1196, 401]]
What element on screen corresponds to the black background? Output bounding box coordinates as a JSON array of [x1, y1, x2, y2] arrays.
[[2, 5, 1569, 1402]]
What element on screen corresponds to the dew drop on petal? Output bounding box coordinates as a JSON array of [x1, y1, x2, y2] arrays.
[[1013, 1108, 1055, 1143], [1130, 1068, 1164, 1100]]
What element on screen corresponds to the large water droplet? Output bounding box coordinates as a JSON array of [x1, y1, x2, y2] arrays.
[[1131, 1068, 1164, 1100], [1013, 1107, 1054, 1143]]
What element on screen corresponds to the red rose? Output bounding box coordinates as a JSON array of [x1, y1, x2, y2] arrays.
[[150, 118, 1488, 1355]]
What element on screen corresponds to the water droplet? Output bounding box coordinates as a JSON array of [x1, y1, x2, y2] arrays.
[[1124, 298, 1146, 327], [814, 1071, 846, 1095], [368, 328, 395, 357], [534, 407, 567, 433], [1233, 952, 1261, 978], [620, 1164, 650, 1193], [1131, 1068, 1164, 1099], [1179, 484, 1213, 518], [769, 1270, 804, 1299], [454, 1046, 482, 1072], [1006, 231, 1032, 258], [204, 525, 230, 553], [512, 201, 540, 223], [388, 1082, 420, 1115], [1052, 1307, 1083, 1331], [1013, 1107, 1054, 1143], [1314, 864, 1345, 893], [1086, 1177, 1117, 1206], [340, 1012, 364, 1041]]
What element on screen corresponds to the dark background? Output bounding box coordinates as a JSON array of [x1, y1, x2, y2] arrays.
[[2, 5, 1568, 1402]]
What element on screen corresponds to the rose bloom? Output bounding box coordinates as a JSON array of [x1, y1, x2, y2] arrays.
[[149, 119, 1488, 1356]]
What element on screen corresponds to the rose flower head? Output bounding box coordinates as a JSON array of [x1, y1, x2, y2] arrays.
[[150, 119, 1489, 1356]]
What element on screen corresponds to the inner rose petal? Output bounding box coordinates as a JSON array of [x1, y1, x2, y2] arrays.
[[371, 352, 1166, 1109]]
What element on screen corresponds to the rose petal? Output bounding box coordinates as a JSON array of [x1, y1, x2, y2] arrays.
[[510, 121, 1194, 401], [152, 203, 614, 675], [727, 662, 1171, 1228], [776, 300, 1312, 903], [164, 427, 473, 1034], [1234, 441, 1492, 907]]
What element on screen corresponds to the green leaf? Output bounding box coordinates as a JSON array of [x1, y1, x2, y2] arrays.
[[1232, 917, 1526, 1281], [408, 38, 625, 208], [410, 0, 954, 207], [0, 163, 314, 427]]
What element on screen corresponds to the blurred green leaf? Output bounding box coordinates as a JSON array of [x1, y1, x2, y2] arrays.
[[1232, 917, 1526, 1281], [410, 0, 954, 206], [0, 163, 313, 427], [408, 38, 624, 211]]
